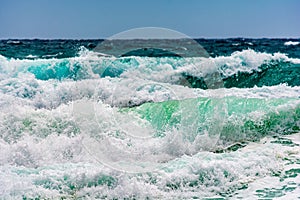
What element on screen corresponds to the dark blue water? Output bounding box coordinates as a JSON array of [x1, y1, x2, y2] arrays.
[[1, 38, 300, 59]]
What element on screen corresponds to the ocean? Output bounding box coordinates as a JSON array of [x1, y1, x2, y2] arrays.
[[0, 38, 299, 199]]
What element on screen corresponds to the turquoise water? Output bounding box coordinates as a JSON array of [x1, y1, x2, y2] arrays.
[[0, 39, 300, 199]]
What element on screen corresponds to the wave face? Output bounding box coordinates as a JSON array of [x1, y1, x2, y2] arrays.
[[1, 49, 300, 89], [0, 38, 300, 199]]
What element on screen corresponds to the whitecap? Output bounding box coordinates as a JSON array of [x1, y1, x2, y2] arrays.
[[284, 41, 299, 46]]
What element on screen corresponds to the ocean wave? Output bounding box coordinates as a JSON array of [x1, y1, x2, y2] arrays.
[[284, 41, 300, 46], [1, 49, 300, 89], [0, 94, 299, 198], [1, 76, 300, 198], [1, 89, 299, 147], [1, 43, 300, 199], [0, 138, 287, 199], [6, 40, 22, 45], [1, 70, 299, 110]]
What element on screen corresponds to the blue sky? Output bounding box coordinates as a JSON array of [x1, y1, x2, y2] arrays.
[[0, 0, 299, 39]]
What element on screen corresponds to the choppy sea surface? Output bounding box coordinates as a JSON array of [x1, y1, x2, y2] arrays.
[[0, 38, 300, 199]]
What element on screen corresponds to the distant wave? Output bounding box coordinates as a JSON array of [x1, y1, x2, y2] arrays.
[[284, 41, 300, 46]]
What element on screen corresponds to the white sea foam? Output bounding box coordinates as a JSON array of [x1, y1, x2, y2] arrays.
[[1, 49, 300, 83], [25, 54, 38, 59], [1, 132, 298, 199], [212, 49, 300, 76], [1, 48, 300, 199], [284, 41, 300, 46], [1, 67, 300, 111], [6, 40, 21, 44]]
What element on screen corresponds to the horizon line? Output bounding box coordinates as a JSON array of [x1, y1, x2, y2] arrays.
[[0, 37, 300, 40]]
